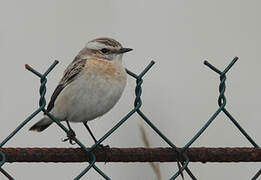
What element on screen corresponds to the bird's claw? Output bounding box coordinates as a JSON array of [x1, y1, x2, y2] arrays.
[[96, 144, 111, 164], [62, 129, 76, 145], [98, 144, 110, 150]]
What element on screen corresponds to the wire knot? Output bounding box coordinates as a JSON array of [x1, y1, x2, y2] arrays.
[[126, 60, 155, 110], [39, 77, 47, 108], [204, 57, 238, 109], [134, 78, 143, 108], [25, 60, 59, 110], [218, 73, 226, 108]]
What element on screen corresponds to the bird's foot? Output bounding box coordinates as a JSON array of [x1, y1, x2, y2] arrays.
[[96, 144, 111, 164], [62, 129, 76, 145], [97, 144, 110, 150]]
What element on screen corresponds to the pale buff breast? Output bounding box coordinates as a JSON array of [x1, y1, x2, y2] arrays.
[[83, 59, 127, 82], [52, 59, 127, 123]]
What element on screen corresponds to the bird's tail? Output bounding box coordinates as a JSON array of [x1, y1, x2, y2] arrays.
[[29, 116, 53, 132]]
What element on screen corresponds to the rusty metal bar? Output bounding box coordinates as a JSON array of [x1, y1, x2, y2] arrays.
[[0, 147, 260, 163]]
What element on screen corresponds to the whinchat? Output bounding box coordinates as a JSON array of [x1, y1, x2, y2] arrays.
[[29, 37, 132, 143]]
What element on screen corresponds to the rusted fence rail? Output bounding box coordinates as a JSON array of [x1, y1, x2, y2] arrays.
[[1, 147, 260, 163]]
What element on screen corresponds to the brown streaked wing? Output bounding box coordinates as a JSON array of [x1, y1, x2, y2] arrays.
[[46, 59, 87, 112], [46, 84, 64, 112]]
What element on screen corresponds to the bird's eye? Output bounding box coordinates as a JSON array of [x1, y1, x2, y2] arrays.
[[101, 48, 110, 54]]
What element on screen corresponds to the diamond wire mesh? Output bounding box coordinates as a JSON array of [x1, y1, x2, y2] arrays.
[[0, 57, 260, 179]]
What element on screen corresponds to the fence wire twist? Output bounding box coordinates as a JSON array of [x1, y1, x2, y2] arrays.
[[0, 57, 260, 179]]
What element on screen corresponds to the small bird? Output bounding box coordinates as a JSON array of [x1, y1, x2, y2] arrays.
[[29, 37, 132, 144]]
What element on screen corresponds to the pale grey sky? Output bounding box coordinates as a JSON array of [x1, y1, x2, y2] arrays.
[[0, 0, 260, 179]]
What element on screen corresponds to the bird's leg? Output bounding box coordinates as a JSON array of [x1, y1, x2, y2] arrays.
[[83, 122, 110, 148], [83, 122, 110, 163], [83, 121, 98, 144], [62, 120, 76, 145]]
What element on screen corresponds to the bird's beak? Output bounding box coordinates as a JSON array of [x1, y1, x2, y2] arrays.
[[117, 48, 133, 54]]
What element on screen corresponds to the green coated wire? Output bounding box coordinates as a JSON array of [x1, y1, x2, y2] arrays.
[[252, 169, 261, 180], [0, 61, 109, 180], [182, 105, 225, 152], [128, 62, 196, 179], [89, 108, 137, 152], [170, 159, 190, 180], [0, 61, 59, 179], [88, 61, 155, 152], [0, 152, 5, 167], [46, 111, 110, 180], [0, 57, 259, 180], [1, 60, 196, 179], [223, 108, 259, 148], [205, 58, 260, 179], [137, 109, 196, 179], [88, 61, 195, 179], [182, 57, 237, 151], [0, 108, 43, 148], [184, 57, 260, 180], [0, 167, 14, 180]]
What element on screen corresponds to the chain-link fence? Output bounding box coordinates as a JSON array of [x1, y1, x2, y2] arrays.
[[0, 57, 260, 179]]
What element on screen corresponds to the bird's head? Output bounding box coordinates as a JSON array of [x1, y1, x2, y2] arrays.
[[83, 37, 133, 63]]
